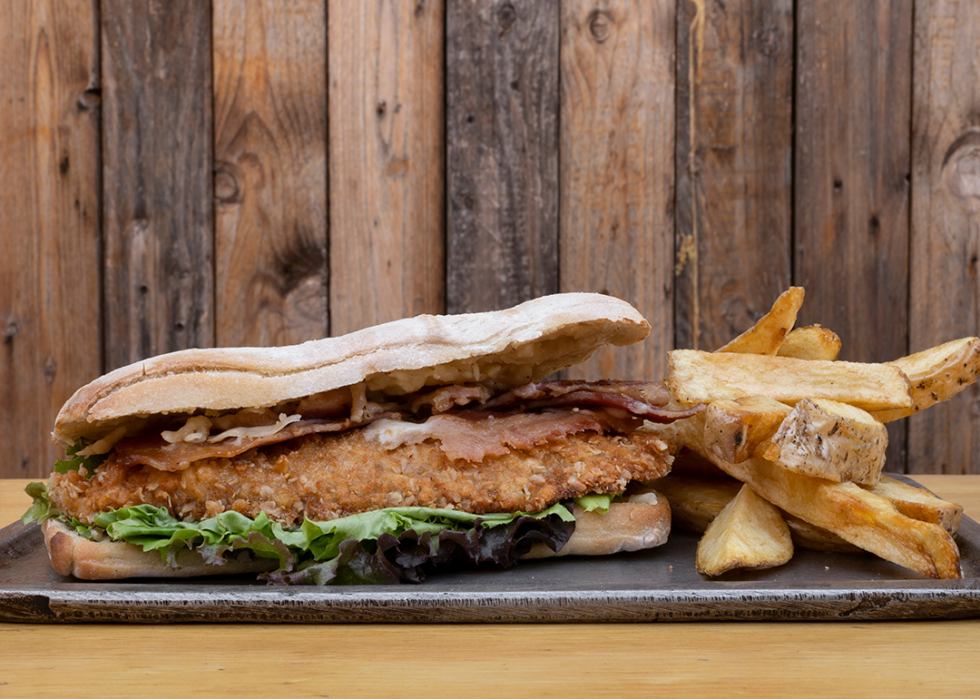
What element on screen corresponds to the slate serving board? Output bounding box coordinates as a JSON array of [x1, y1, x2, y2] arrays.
[[2, 477, 979, 623]]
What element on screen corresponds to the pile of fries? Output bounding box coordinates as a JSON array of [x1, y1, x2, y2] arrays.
[[643, 287, 979, 579]]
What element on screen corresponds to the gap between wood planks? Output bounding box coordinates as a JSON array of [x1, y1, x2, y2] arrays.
[[676, 0, 706, 349]]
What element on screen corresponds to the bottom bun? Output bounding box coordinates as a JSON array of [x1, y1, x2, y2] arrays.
[[42, 492, 671, 580], [522, 489, 671, 558], [42, 519, 277, 580]]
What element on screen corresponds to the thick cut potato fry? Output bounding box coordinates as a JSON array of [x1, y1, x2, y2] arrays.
[[666, 350, 913, 412], [874, 337, 980, 422], [759, 398, 887, 485], [717, 287, 805, 355], [868, 475, 964, 535], [703, 396, 791, 463], [782, 512, 863, 554], [651, 474, 860, 553], [658, 416, 962, 579], [777, 325, 842, 361], [696, 484, 794, 576]]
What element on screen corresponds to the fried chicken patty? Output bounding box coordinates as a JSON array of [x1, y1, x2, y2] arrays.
[[48, 429, 672, 527]]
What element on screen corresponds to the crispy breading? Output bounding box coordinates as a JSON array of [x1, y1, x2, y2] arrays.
[[48, 429, 672, 527]]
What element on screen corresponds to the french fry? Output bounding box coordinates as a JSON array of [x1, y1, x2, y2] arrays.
[[758, 398, 887, 486], [703, 396, 791, 463], [695, 484, 794, 576], [666, 350, 913, 412], [782, 512, 863, 554], [874, 337, 980, 422], [868, 475, 964, 535], [777, 325, 842, 361], [651, 473, 860, 553], [717, 287, 805, 355], [659, 416, 962, 579]]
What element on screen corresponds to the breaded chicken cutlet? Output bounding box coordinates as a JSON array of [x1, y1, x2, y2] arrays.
[[48, 427, 673, 528]]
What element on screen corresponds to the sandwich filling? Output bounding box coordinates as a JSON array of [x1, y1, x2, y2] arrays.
[[44, 380, 697, 527], [29, 379, 699, 584]]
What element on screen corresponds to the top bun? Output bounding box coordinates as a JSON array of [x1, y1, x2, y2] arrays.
[[54, 293, 650, 444]]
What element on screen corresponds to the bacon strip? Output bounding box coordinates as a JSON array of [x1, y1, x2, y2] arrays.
[[480, 379, 698, 422], [520, 391, 703, 423], [410, 383, 493, 413], [481, 380, 671, 410]]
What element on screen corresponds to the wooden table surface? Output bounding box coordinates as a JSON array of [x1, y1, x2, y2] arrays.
[[2, 476, 979, 697]]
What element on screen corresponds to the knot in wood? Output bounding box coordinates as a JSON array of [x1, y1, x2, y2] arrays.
[[44, 357, 57, 382], [942, 130, 980, 208], [588, 10, 613, 43], [497, 3, 517, 35], [77, 88, 101, 111], [214, 164, 241, 204], [751, 23, 778, 57], [455, 186, 476, 211], [868, 215, 881, 236], [130, 218, 149, 236], [3, 317, 19, 344]]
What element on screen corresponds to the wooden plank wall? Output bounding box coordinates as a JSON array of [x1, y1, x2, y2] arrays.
[[213, 0, 329, 348], [1, 0, 978, 478]]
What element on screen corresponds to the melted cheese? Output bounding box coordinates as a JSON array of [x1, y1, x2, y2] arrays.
[[161, 416, 212, 444], [160, 412, 303, 445], [207, 413, 301, 443], [361, 418, 433, 450], [77, 426, 128, 455]]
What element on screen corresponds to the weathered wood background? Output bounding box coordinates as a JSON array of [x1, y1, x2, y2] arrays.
[[1, 0, 978, 478]]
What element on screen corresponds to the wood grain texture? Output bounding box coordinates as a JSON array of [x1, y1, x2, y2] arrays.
[[101, 0, 213, 369], [794, 0, 912, 364], [794, 0, 912, 471], [445, 0, 559, 314], [909, 0, 980, 474], [674, 0, 793, 351], [0, 1, 100, 477], [2, 618, 980, 697], [328, 0, 445, 335], [212, 1, 328, 348], [559, 0, 675, 381]]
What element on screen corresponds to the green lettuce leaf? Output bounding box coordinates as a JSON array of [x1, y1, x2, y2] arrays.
[[574, 493, 613, 514], [22, 482, 93, 537], [53, 440, 109, 478], [22, 482, 58, 524], [299, 503, 573, 562]]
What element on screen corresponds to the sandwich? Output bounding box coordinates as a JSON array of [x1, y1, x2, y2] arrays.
[[23, 293, 700, 584]]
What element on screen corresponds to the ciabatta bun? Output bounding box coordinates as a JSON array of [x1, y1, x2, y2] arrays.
[[55, 293, 649, 444]]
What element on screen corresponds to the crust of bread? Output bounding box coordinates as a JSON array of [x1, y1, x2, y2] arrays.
[[41, 497, 670, 580], [42, 519, 276, 580], [522, 493, 671, 559], [55, 293, 649, 444]]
